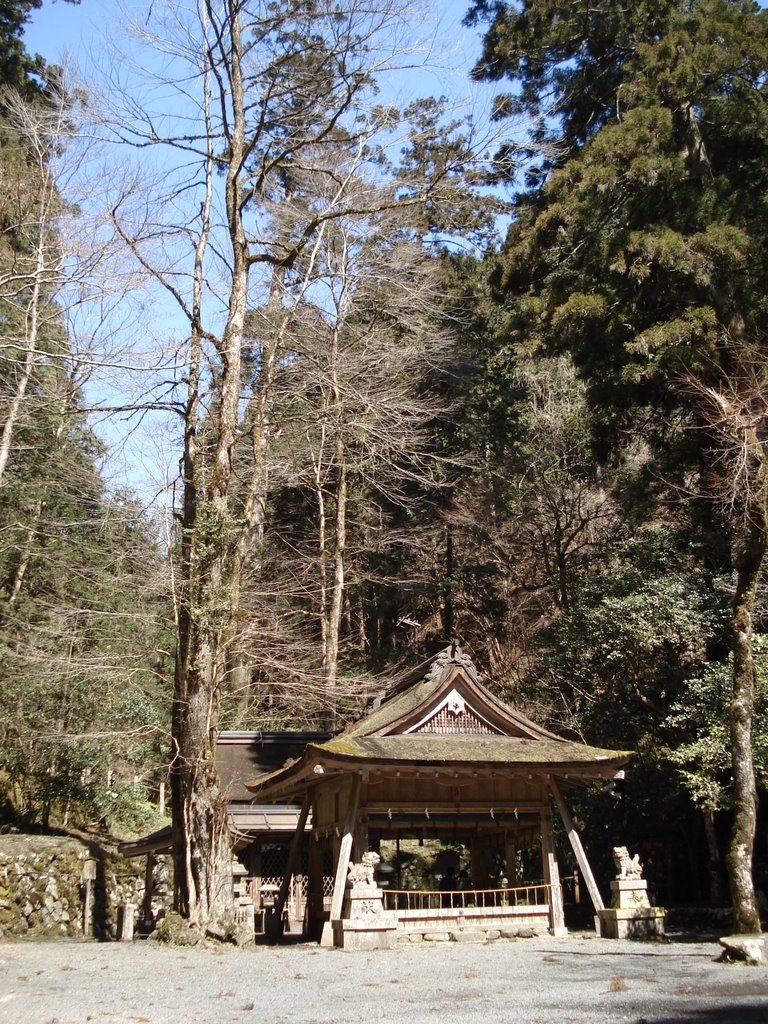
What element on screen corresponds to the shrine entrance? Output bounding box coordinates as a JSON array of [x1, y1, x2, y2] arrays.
[[247, 645, 631, 947]]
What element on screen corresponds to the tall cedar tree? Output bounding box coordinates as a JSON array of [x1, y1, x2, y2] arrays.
[[468, 0, 768, 932]]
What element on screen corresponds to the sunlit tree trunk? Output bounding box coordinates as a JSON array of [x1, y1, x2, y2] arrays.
[[725, 419, 765, 934]]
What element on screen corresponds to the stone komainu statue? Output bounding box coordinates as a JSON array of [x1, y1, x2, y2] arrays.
[[612, 846, 643, 880], [348, 851, 380, 888]]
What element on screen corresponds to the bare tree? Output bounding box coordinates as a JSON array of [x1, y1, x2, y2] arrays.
[[93, 0, 462, 927], [688, 347, 768, 935], [261, 177, 454, 723], [0, 86, 79, 488]]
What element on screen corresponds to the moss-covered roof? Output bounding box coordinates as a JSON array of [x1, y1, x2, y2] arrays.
[[317, 734, 630, 769], [245, 644, 634, 801], [345, 646, 562, 740]]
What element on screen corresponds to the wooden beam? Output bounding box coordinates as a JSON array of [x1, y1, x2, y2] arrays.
[[142, 852, 155, 929], [365, 800, 547, 814], [273, 790, 311, 925], [549, 777, 604, 912], [329, 774, 362, 923]]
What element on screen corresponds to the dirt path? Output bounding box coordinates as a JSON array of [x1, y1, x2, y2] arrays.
[[1, 933, 766, 1024]]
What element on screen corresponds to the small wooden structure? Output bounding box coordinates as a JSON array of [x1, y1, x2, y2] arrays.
[[119, 731, 331, 933], [247, 644, 632, 947]]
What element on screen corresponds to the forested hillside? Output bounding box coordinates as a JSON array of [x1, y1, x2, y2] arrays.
[[0, 1, 169, 835], [1, 0, 766, 933]]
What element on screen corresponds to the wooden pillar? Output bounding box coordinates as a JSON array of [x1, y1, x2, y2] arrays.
[[81, 857, 97, 937], [270, 791, 311, 937], [354, 814, 369, 856], [306, 830, 325, 939], [142, 853, 155, 929], [549, 777, 605, 913], [540, 811, 567, 937], [505, 832, 518, 887], [322, 774, 361, 946]]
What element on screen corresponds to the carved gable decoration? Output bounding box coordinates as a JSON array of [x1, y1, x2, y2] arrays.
[[406, 688, 503, 737]]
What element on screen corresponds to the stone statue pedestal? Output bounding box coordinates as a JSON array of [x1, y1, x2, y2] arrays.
[[598, 879, 666, 939], [333, 883, 397, 950]]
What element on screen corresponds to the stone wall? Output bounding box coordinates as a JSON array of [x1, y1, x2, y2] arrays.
[[0, 834, 166, 940]]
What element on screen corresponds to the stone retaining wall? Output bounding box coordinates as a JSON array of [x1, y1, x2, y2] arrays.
[[0, 834, 166, 940]]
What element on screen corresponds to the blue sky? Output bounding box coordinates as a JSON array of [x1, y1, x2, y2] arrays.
[[25, 0, 491, 105], [21, 2, 498, 501]]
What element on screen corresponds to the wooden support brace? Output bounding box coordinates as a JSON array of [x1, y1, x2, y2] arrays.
[[143, 852, 155, 928], [274, 790, 311, 924], [330, 774, 362, 923], [549, 777, 604, 912]]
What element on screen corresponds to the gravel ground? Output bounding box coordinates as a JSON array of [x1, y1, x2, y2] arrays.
[[1, 933, 767, 1024]]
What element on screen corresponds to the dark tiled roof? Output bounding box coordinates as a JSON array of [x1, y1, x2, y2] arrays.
[[216, 731, 329, 801]]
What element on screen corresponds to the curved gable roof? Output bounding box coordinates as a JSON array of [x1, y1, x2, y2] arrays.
[[346, 645, 561, 740], [246, 645, 632, 802]]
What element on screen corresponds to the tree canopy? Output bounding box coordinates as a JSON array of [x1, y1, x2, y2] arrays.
[[1, 0, 767, 935]]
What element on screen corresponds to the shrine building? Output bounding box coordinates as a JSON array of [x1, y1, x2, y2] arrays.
[[246, 643, 633, 947]]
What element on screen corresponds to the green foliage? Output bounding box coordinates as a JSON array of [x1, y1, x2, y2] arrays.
[[472, 0, 768, 420], [467, 0, 768, 915], [0, 1, 44, 98], [534, 530, 728, 745], [666, 639, 768, 811], [0, 480, 171, 830]]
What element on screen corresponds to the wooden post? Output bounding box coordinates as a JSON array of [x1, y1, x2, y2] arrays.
[[505, 832, 518, 887], [142, 853, 155, 930], [158, 781, 165, 817], [550, 777, 604, 912], [540, 812, 567, 937], [307, 832, 325, 939], [294, 873, 305, 925], [354, 815, 369, 857], [324, 774, 362, 945]]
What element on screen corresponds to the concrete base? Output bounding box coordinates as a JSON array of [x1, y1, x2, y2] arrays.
[[333, 915, 398, 949], [598, 906, 666, 939], [329, 883, 398, 950]]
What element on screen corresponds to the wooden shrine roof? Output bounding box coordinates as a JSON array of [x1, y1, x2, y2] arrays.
[[246, 645, 632, 802], [345, 645, 563, 740], [216, 730, 329, 801], [319, 733, 628, 767]]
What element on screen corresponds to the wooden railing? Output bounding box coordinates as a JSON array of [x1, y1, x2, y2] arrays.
[[382, 882, 552, 913]]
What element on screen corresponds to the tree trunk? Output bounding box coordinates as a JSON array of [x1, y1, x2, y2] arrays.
[[725, 421, 766, 935], [702, 807, 723, 906], [171, 4, 233, 925], [0, 168, 52, 488], [324, 449, 346, 729]]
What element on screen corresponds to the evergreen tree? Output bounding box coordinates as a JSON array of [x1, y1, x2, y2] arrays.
[[0, 0, 169, 835], [469, 0, 768, 931]]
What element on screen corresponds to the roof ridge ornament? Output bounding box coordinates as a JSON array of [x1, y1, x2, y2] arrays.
[[426, 643, 481, 681]]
